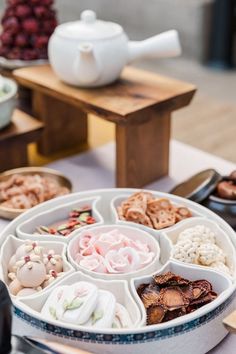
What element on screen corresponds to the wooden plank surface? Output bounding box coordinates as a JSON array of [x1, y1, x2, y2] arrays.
[[0, 109, 44, 171], [116, 109, 170, 187], [13, 65, 196, 123], [32, 92, 88, 155], [0, 109, 44, 143]]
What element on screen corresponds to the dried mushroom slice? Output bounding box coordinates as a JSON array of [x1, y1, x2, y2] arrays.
[[192, 280, 212, 298], [146, 304, 166, 325], [163, 307, 187, 322], [140, 285, 160, 309], [136, 283, 149, 298], [180, 284, 194, 300], [153, 272, 189, 287], [190, 291, 217, 307], [159, 287, 189, 310]]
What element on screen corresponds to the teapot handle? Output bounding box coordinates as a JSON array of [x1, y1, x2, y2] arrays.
[[128, 30, 181, 63]]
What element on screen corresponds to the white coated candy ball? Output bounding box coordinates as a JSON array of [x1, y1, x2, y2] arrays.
[[9, 278, 23, 296], [8, 254, 17, 273], [17, 262, 46, 288]]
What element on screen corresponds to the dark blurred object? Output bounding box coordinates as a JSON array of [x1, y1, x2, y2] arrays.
[[207, 0, 236, 69], [0, 280, 12, 354], [170, 169, 236, 230]]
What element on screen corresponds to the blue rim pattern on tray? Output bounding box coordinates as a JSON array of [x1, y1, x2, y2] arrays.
[[14, 289, 236, 345]]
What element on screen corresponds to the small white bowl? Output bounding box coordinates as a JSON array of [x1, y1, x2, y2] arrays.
[[0, 77, 17, 130], [68, 224, 161, 281], [17, 271, 143, 330], [0, 235, 75, 298], [110, 193, 203, 234], [131, 260, 232, 328], [163, 217, 236, 277], [16, 197, 104, 244]]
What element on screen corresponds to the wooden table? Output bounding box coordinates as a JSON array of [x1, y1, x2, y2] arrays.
[[0, 109, 44, 172], [13, 65, 196, 187], [0, 140, 235, 353]]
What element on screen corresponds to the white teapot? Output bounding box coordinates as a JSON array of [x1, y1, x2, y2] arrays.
[[48, 10, 181, 87]]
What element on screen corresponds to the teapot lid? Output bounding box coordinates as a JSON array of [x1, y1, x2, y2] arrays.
[[56, 10, 123, 40]]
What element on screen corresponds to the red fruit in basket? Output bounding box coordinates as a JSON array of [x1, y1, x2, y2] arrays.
[[2, 17, 20, 34], [0, 45, 10, 57], [37, 48, 48, 59], [40, 0, 54, 5], [21, 48, 38, 60], [34, 6, 48, 18], [8, 0, 24, 6], [22, 18, 39, 33], [34, 35, 49, 48], [6, 47, 21, 60], [15, 4, 32, 18], [15, 33, 28, 47], [42, 19, 57, 34], [0, 31, 13, 45]]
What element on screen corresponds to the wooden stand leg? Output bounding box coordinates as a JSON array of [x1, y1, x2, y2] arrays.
[[116, 111, 171, 188], [0, 141, 28, 172], [32, 91, 88, 155]]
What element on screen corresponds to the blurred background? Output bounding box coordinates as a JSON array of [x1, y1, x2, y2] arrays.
[[0, 0, 236, 163]]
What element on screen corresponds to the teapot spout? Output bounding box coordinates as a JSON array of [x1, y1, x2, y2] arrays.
[[74, 43, 100, 84], [128, 30, 181, 63]]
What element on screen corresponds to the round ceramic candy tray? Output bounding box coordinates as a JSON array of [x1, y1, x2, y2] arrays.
[[0, 188, 236, 354]]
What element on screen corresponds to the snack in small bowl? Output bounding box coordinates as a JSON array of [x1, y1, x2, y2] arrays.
[[137, 271, 217, 325], [36, 205, 96, 237], [0, 167, 72, 219], [1, 236, 74, 297], [18, 272, 143, 331], [116, 191, 193, 230], [41, 281, 133, 329], [165, 218, 236, 276], [68, 225, 160, 280]]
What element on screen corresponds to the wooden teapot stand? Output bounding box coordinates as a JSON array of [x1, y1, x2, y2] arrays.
[[11, 65, 195, 187]]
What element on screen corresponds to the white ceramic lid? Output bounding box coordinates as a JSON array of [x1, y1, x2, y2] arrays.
[[55, 10, 123, 40]]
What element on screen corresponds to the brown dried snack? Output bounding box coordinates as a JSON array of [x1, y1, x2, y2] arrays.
[[192, 280, 212, 296], [140, 285, 160, 308], [180, 284, 194, 300], [159, 287, 189, 310], [149, 209, 176, 230], [126, 207, 153, 228], [153, 272, 189, 287], [190, 291, 217, 307], [163, 307, 187, 322], [147, 198, 172, 214], [147, 304, 166, 325], [117, 206, 126, 221], [137, 283, 149, 298], [175, 207, 193, 222], [122, 192, 153, 216]]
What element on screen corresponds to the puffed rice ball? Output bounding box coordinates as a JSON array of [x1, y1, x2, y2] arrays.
[[211, 261, 231, 275], [178, 225, 216, 245], [172, 239, 199, 264], [197, 243, 226, 266]]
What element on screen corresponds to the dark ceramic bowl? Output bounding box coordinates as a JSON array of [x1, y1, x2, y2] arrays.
[[202, 195, 236, 230]]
